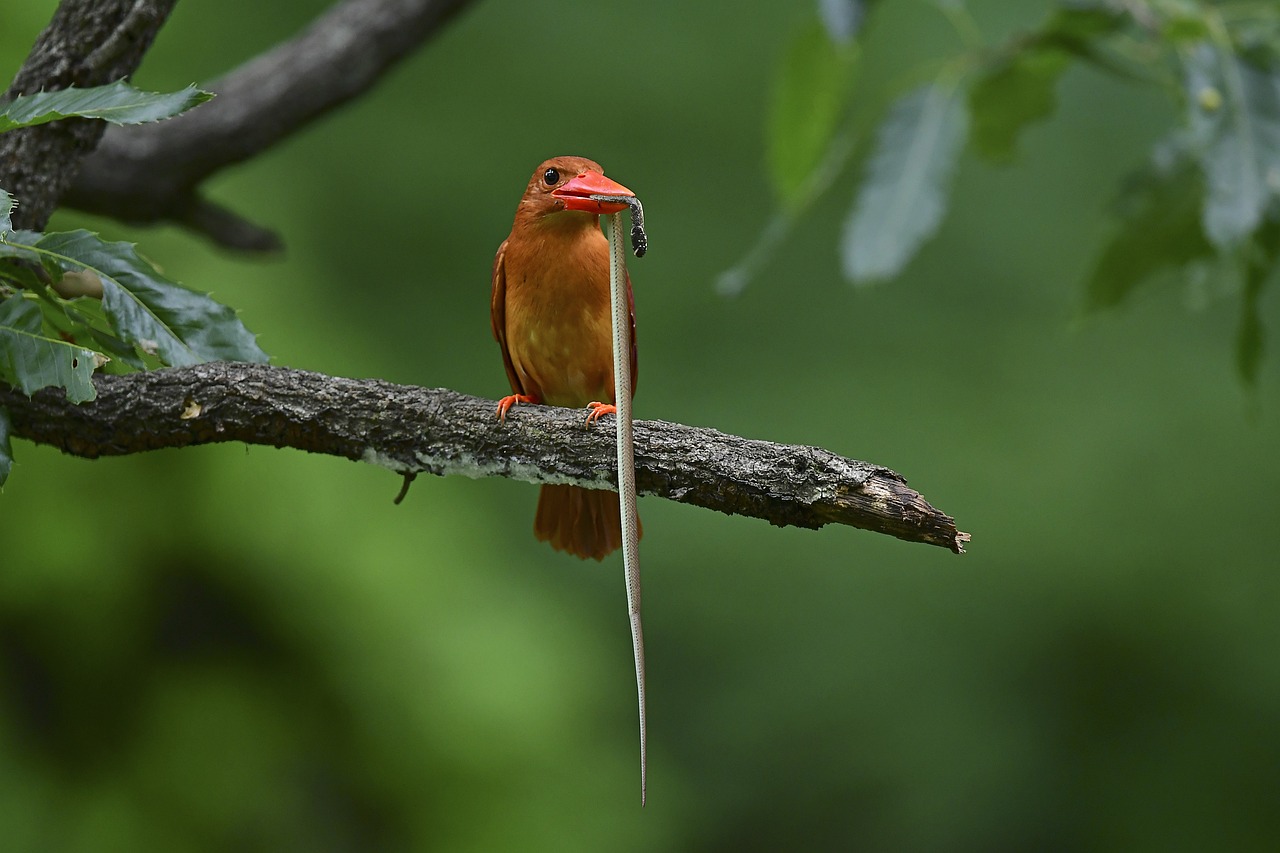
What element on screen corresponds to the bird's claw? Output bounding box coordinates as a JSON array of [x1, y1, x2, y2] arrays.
[[497, 394, 536, 423], [584, 401, 617, 428]]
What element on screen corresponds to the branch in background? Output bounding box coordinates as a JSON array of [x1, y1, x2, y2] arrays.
[[64, 0, 482, 252], [0, 363, 970, 553], [0, 0, 179, 231]]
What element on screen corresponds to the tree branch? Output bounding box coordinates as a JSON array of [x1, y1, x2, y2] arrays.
[[63, 0, 482, 252], [0, 363, 969, 553], [1, 0, 179, 231]]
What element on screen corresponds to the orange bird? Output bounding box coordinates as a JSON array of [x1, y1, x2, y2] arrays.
[[491, 156, 640, 560]]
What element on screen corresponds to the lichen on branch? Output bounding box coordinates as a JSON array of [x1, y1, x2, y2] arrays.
[[0, 363, 969, 553]]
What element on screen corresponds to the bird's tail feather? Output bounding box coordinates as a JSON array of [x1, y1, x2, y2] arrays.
[[534, 484, 640, 561]]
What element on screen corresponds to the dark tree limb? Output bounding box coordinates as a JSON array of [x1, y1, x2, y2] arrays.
[[0, 363, 969, 553], [63, 0, 482, 252], [0, 0, 179, 231]]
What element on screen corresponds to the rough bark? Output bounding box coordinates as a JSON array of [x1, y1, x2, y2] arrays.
[[0, 363, 970, 553], [63, 0, 481, 251], [1, 0, 178, 231]]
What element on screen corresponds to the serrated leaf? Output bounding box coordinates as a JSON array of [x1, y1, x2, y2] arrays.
[[842, 80, 968, 284], [767, 20, 859, 207], [0, 295, 101, 402], [0, 188, 13, 236], [1183, 43, 1280, 248], [0, 80, 213, 133], [0, 404, 12, 486], [1084, 154, 1213, 310], [17, 229, 268, 367]]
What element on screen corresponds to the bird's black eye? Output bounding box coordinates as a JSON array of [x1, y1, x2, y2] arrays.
[[543, 168, 559, 186]]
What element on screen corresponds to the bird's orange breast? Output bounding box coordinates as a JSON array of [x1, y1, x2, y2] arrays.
[[501, 224, 616, 408]]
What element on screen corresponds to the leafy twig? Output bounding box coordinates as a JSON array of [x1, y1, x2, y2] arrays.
[[0, 0, 180, 231]]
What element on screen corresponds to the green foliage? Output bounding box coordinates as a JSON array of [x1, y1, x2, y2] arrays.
[[1238, 216, 1280, 384], [0, 80, 260, 486], [740, 0, 1280, 383], [842, 81, 968, 283], [0, 79, 212, 133], [969, 47, 1070, 163], [36, 230, 268, 367], [0, 226, 267, 389], [1183, 42, 1280, 249], [0, 403, 10, 484], [970, 5, 1128, 162], [7, 2, 1280, 847], [0, 293, 102, 402], [1238, 268, 1266, 384], [767, 20, 859, 208], [0, 187, 12, 236], [1083, 149, 1213, 310]]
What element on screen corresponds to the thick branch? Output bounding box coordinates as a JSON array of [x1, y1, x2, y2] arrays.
[[0, 363, 969, 553], [63, 0, 480, 251], [0, 0, 178, 231]]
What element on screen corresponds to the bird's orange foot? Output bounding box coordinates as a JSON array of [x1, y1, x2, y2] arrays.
[[584, 401, 617, 429], [497, 394, 537, 423]]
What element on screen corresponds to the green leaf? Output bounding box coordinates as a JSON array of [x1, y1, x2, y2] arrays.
[[1161, 10, 1211, 44], [85, 325, 146, 370], [0, 228, 45, 267], [842, 80, 969, 284], [0, 257, 46, 291], [0, 80, 213, 133], [971, 4, 1130, 163], [1236, 265, 1265, 386], [1236, 216, 1280, 385], [0, 188, 13, 237], [0, 295, 102, 402], [1183, 43, 1280, 248], [1084, 152, 1214, 310], [1039, 4, 1128, 47], [16, 229, 268, 367], [767, 20, 859, 208], [970, 48, 1070, 162], [55, 295, 148, 370], [0, 404, 12, 487]]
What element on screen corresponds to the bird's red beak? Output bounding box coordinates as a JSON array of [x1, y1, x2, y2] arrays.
[[552, 170, 635, 214]]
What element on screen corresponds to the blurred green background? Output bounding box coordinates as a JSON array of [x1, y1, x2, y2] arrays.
[[3, 1, 1279, 850]]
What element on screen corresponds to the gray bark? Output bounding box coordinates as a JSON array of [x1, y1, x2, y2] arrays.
[[1, 0, 179, 230], [0, 363, 970, 553]]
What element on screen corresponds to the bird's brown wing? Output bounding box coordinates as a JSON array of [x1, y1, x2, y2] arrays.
[[490, 238, 524, 395]]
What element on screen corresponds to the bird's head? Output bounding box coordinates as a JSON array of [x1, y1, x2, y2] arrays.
[[519, 156, 635, 221]]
